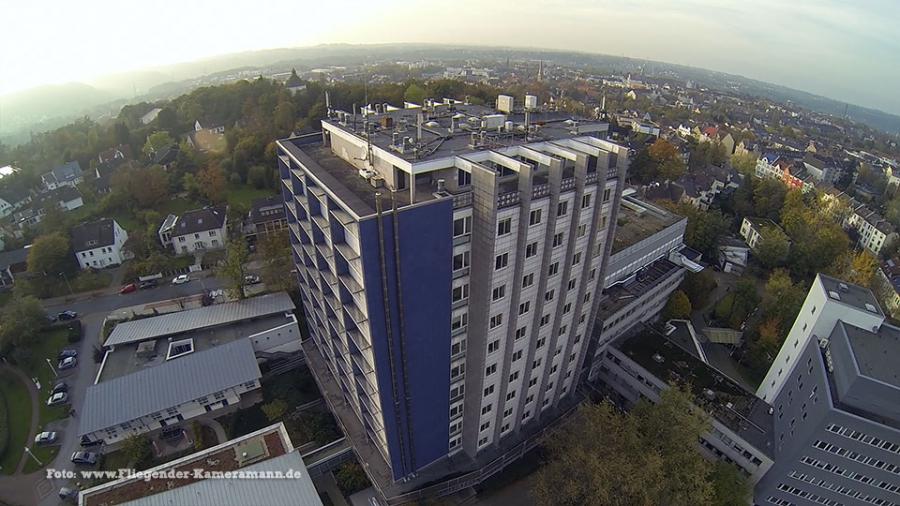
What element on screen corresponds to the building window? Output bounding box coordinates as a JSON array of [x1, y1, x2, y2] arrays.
[[515, 326, 528, 340], [495, 253, 509, 270], [548, 262, 559, 276], [492, 284, 506, 301], [536, 337, 546, 349], [545, 289, 555, 302], [540, 314, 550, 327], [603, 188, 611, 202], [518, 301, 530, 315], [512, 349, 523, 361], [509, 371, 520, 382], [483, 385, 495, 397], [497, 218, 512, 237], [489, 313, 504, 329], [488, 340, 500, 354], [529, 209, 542, 226], [572, 252, 582, 265], [452, 284, 469, 302], [481, 404, 492, 415], [453, 251, 470, 271], [210, 230, 217, 236], [525, 242, 539, 258], [568, 278, 576, 290], [582, 194, 592, 208], [480, 421, 491, 431], [522, 273, 534, 288], [552, 232, 564, 247], [451, 312, 468, 331], [557, 201, 568, 216], [451, 340, 466, 355], [577, 224, 587, 237], [453, 216, 472, 237]]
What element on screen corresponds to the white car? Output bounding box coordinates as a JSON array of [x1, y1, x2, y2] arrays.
[[172, 274, 190, 285], [35, 431, 58, 445], [47, 391, 69, 406]]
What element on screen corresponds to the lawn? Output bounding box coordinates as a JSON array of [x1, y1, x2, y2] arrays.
[[22, 444, 59, 474], [226, 184, 275, 210], [0, 290, 12, 308], [0, 372, 33, 475], [20, 328, 71, 429]]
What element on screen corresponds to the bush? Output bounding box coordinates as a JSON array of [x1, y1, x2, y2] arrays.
[[334, 460, 370, 495]]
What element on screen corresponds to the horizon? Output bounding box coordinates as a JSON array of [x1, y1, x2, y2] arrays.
[[2, 0, 899, 117]]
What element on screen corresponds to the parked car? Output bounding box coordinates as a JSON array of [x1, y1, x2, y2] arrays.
[[139, 279, 158, 289], [58, 487, 78, 503], [71, 451, 99, 465], [57, 349, 78, 361], [52, 381, 68, 394], [58, 356, 77, 370], [119, 283, 137, 294], [244, 274, 261, 285], [47, 391, 68, 406], [172, 274, 190, 285], [34, 431, 58, 445], [56, 310, 78, 321]]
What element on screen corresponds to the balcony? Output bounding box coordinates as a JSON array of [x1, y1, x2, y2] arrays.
[[585, 172, 599, 184], [340, 273, 364, 294], [560, 177, 576, 191], [452, 192, 473, 209], [497, 190, 521, 209], [532, 183, 551, 199]]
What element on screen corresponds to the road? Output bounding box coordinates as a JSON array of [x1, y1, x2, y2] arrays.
[[1, 275, 229, 506]]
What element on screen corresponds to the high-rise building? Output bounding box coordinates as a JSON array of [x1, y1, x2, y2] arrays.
[[277, 96, 627, 500], [754, 274, 900, 506]]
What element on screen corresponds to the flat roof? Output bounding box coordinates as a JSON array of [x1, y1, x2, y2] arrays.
[[105, 292, 295, 347], [615, 329, 774, 457], [99, 312, 294, 382], [599, 258, 682, 317], [79, 339, 261, 436], [79, 423, 319, 506], [818, 274, 884, 318], [611, 198, 681, 254], [840, 321, 900, 388]]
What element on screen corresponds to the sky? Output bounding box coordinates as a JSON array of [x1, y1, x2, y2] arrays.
[[2, 0, 899, 114]]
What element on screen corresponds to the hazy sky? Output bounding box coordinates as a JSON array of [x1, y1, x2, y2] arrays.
[[3, 0, 899, 114]]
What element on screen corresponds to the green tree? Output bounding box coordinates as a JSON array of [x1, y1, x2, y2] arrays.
[[259, 233, 297, 293], [198, 163, 227, 204], [247, 165, 268, 189], [761, 269, 806, 328], [27, 233, 72, 276], [142, 131, 174, 157], [334, 461, 371, 495], [403, 83, 427, 105], [886, 197, 900, 228], [755, 226, 790, 269], [663, 290, 692, 320], [709, 461, 751, 506], [660, 202, 730, 258], [730, 152, 758, 176], [753, 178, 787, 221], [122, 434, 153, 469], [218, 238, 249, 299], [680, 270, 717, 309], [0, 296, 47, 350], [262, 399, 289, 422]]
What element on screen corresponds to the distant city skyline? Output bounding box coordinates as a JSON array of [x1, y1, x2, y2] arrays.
[[3, 0, 899, 115]]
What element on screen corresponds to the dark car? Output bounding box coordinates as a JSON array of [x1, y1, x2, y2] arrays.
[[71, 451, 99, 465], [57, 349, 78, 361], [58, 356, 77, 370], [119, 283, 137, 294], [52, 380, 68, 394], [57, 311, 78, 321], [139, 279, 158, 289], [59, 486, 78, 503]]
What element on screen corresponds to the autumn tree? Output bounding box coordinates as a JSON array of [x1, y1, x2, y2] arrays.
[[680, 270, 717, 309], [142, 131, 174, 157], [753, 178, 787, 221], [198, 163, 227, 204], [27, 233, 72, 276], [730, 152, 758, 176], [0, 296, 47, 350], [664, 290, 692, 320], [755, 226, 790, 269], [533, 387, 748, 506], [831, 250, 879, 287], [218, 237, 249, 299], [259, 233, 297, 293], [659, 202, 730, 258]]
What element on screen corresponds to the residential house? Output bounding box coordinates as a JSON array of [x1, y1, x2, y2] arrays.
[[244, 195, 287, 240], [194, 119, 225, 134], [98, 144, 130, 165], [158, 206, 228, 254], [755, 153, 814, 191], [845, 203, 897, 255], [186, 128, 226, 153], [623, 116, 661, 137], [0, 182, 32, 218], [71, 219, 129, 270], [802, 152, 841, 184], [720, 133, 735, 157], [875, 259, 900, 318], [0, 246, 30, 287], [152, 145, 179, 170], [0, 164, 20, 180], [717, 237, 750, 274], [675, 172, 721, 210], [41, 161, 83, 191], [140, 107, 162, 125], [13, 187, 84, 230], [740, 217, 781, 249], [642, 180, 686, 204]]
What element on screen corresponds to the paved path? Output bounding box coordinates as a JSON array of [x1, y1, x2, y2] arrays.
[[198, 418, 228, 445], [313, 472, 350, 506]]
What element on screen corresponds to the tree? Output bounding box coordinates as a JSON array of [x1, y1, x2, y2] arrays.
[[680, 270, 717, 309], [259, 233, 297, 293], [886, 197, 900, 228], [218, 238, 249, 299], [755, 226, 790, 269], [753, 178, 787, 221], [730, 152, 758, 176], [122, 434, 153, 469], [247, 165, 268, 189], [262, 399, 289, 422], [403, 83, 427, 105], [142, 131, 174, 157], [197, 163, 227, 204], [659, 202, 730, 258], [273, 101, 296, 134], [663, 290, 692, 320], [0, 296, 47, 350], [334, 461, 371, 495], [27, 233, 72, 276], [709, 462, 751, 506], [534, 387, 744, 506], [831, 250, 879, 287]]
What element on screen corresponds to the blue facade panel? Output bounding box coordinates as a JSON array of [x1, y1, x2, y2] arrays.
[[359, 199, 453, 479]]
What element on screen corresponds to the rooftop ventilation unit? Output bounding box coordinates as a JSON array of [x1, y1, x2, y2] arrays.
[[497, 94, 514, 114], [828, 290, 841, 301], [839, 282, 849, 292], [865, 303, 878, 313]]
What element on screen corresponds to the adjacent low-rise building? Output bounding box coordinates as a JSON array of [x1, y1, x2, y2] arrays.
[[78, 423, 322, 506], [158, 206, 228, 254], [846, 203, 897, 256], [244, 195, 287, 241], [0, 246, 29, 287], [71, 218, 129, 270], [740, 216, 781, 250], [41, 161, 84, 191]]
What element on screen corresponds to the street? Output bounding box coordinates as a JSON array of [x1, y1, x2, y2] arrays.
[[0, 274, 229, 506]]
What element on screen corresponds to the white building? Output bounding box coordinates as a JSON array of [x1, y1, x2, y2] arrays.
[[158, 206, 228, 254], [846, 204, 897, 256], [72, 219, 129, 269], [41, 161, 83, 191], [740, 216, 778, 249]]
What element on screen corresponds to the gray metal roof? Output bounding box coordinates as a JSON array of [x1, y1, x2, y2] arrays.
[[105, 292, 296, 347], [79, 338, 261, 436], [118, 452, 321, 506]]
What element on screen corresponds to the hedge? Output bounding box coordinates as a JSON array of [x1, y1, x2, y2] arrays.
[[0, 386, 8, 464]]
